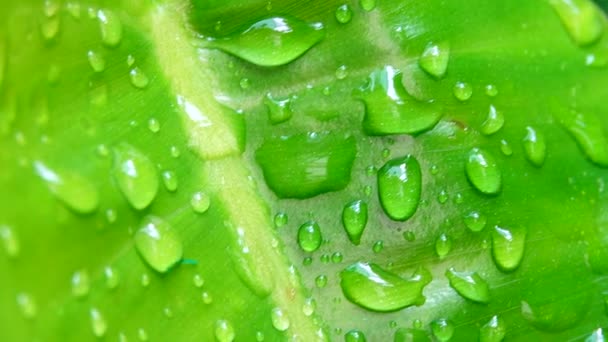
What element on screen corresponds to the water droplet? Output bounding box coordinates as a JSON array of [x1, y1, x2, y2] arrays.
[[86, 50, 106, 73], [356, 66, 442, 135], [372, 240, 384, 254], [129, 67, 149, 89], [137, 328, 148, 341], [479, 315, 506, 342], [331, 252, 343, 263], [437, 189, 449, 204], [97, 9, 123, 47], [141, 273, 150, 287], [500, 139, 513, 156], [215, 320, 235, 342], [359, 0, 376, 11], [190, 191, 210, 214], [170, 146, 181, 158], [335, 65, 348, 79], [403, 231, 416, 242], [435, 233, 452, 259], [161, 170, 178, 192], [549, 0, 604, 46], [271, 307, 290, 331], [239, 78, 250, 89], [191, 274, 205, 288], [0, 225, 20, 258], [264, 93, 293, 124], [485, 84, 498, 97], [147, 118, 160, 133], [206, 16, 325, 67], [445, 268, 490, 303], [431, 318, 454, 342], [202, 291, 213, 304], [315, 275, 328, 288], [491, 225, 526, 272], [561, 111, 608, 166], [105, 208, 117, 223], [335, 4, 353, 24], [112, 143, 159, 210], [274, 212, 288, 228], [303, 297, 316, 316], [464, 211, 487, 232], [465, 148, 501, 195], [40, 16, 60, 41], [255, 331, 264, 341], [342, 200, 368, 245], [34, 162, 99, 214], [134, 216, 183, 273], [16, 293, 37, 319], [298, 221, 322, 252], [71, 269, 90, 298], [453, 81, 472, 101], [522, 126, 547, 167], [340, 262, 432, 312], [303, 256, 313, 266], [66, 2, 81, 18], [419, 41, 450, 79], [378, 155, 422, 221], [480, 105, 504, 135], [44, 0, 60, 17], [163, 307, 173, 318], [104, 266, 119, 289], [345, 330, 367, 342], [90, 308, 107, 337]]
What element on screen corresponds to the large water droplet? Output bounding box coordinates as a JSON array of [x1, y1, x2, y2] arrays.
[[377, 155, 422, 221], [480, 105, 504, 135], [87, 50, 106, 72], [335, 4, 353, 24], [0, 225, 19, 258], [356, 66, 442, 135], [134, 216, 183, 273], [479, 315, 506, 342], [270, 307, 290, 331], [522, 126, 546, 167], [16, 293, 37, 319], [561, 111, 608, 166], [215, 320, 235, 342], [549, 0, 604, 46], [71, 269, 90, 298], [298, 221, 322, 252], [431, 318, 454, 342], [445, 268, 490, 303], [345, 330, 366, 342], [90, 308, 107, 337], [419, 41, 450, 79], [97, 9, 123, 47], [206, 16, 325, 67], [264, 93, 293, 124], [342, 200, 368, 245], [465, 148, 501, 195], [491, 225, 526, 272], [340, 262, 432, 312], [112, 143, 159, 210], [34, 162, 99, 214]]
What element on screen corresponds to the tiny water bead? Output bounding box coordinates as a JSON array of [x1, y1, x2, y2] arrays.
[[372, 240, 384, 253], [378, 155, 422, 221], [264, 93, 294, 124], [340, 262, 432, 312], [170, 146, 181, 158], [431, 318, 454, 342], [522, 126, 547, 167], [130, 67, 150, 89], [112, 143, 159, 210], [97, 9, 123, 47], [342, 200, 368, 245], [134, 216, 183, 273], [345, 330, 367, 342], [141, 273, 150, 287], [105, 208, 117, 223], [548, 0, 604, 46], [87, 50, 106, 72], [331, 252, 344, 263], [465, 148, 501, 195], [335, 65, 349, 79], [193, 274, 204, 287], [485, 84, 499, 97], [161, 170, 178, 192], [464, 211, 487, 232], [303, 297, 316, 316], [315, 275, 328, 288], [202, 291, 213, 304], [104, 266, 120, 289], [34, 162, 99, 214], [303, 256, 313, 266], [480, 105, 504, 135], [274, 212, 288, 228], [437, 189, 448, 204], [435, 233, 452, 259], [491, 225, 527, 272], [0, 225, 19, 258], [147, 118, 160, 133], [445, 268, 490, 303], [335, 4, 353, 24], [500, 139, 513, 156], [90, 308, 107, 337], [270, 307, 290, 331], [419, 41, 450, 79], [298, 221, 322, 252], [360, 0, 376, 11], [190, 191, 210, 213], [479, 315, 506, 342], [40, 16, 60, 41], [403, 231, 416, 242], [16, 293, 37, 319], [239, 78, 250, 89], [453, 81, 473, 101], [256, 331, 264, 341], [71, 269, 90, 298]]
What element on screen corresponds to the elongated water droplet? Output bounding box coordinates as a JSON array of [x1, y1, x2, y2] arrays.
[[44, 0, 60, 17], [130, 67, 149, 89], [419, 41, 450, 79], [372, 240, 384, 254], [264, 93, 293, 124], [16, 293, 37, 319], [97, 9, 122, 47], [215, 320, 235, 342], [377, 155, 422, 221], [87, 50, 106, 72], [445, 268, 490, 303], [342, 200, 368, 245], [71, 269, 90, 298], [316, 274, 328, 288], [193, 274, 204, 287], [453, 81, 472, 101], [431, 318, 454, 342], [549, 0, 604, 46], [271, 307, 290, 331], [298, 221, 322, 252], [161, 170, 178, 192], [112, 143, 159, 210], [206, 16, 325, 67], [335, 4, 353, 24], [202, 291, 213, 304], [345, 330, 366, 342], [500, 139, 513, 156], [90, 308, 107, 337], [479, 315, 506, 342], [465, 148, 501, 195], [356, 66, 442, 135], [134, 216, 183, 273], [522, 126, 546, 167], [104, 266, 119, 289], [491, 225, 526, 272], [138, 328, 148, 341], [435, 233, 452, 259], [34, 162, 99, 214], [340, 262, 432, 312], [1, 225, 19, 258], [464, 211, 487, 232], [190, 191, 210, 214], [561, 111, 608, 166], [481, 105, 504, 135], [360, 0, 376, 11]]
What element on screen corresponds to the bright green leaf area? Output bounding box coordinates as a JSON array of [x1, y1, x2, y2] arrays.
[[1, 0, 608, 341]]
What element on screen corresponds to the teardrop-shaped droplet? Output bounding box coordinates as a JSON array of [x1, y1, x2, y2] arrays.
[[344, 330, 366, 342], [377, 155, 422, 221], [342, 200, 368, 245], [435, 233, 452, 259], [500, 139, 513, 156], [270, 307, 290, 331], [206, 16, 325, 67], [465, 148, 501, 195], [431, 318, 454, 342], [71, 269, 90, 298], [87, 50, 106, 72], [34, 162, 99, 214], [453, 81, 472, 101], [97, 9, 122, 47], [522, 126, 546, 167], [419, 41, 450, 79], [480, 105, 504, 135], [445, 268, 490, 303], [356, 66, 442, 135], [491, 225, 526, 272], [161, 170, 178, 192], [215, 320, 235, 342], [264, 93, 293, 124], [548, 0, 604, 46], [129, 67, 149, 89], [104, 266, 120, 289], [340, 262, 432, 312], [464, 211, 487, 232], [335, 4, 353, 24], [479, 315, 506, 342], [90, 308, 107, 337], [112, 143, 159, 210], [0, 225, 20, 258], [298, 221, 322, 252], [134, 216, 183, 273], [561, 111, 608, 167]]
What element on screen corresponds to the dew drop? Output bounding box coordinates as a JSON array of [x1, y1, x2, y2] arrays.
[[479, 315, 506, 342], [500, 139, 513, 156], [372, 240, 384, 254], [315, 275, 328, 288], [303, 297, 316, 316], [331, 252, 343, 263], [87, 50, 105, 73], [480, 105, 504, 135], [16, 293, 37, 319], [335, 4, 353, 24], [0, 225, 20, 258], [491, 225, 526, 272], [170, 146, 181, 158], [134, 216, 183, 273], [104, 266, 120, 289], [141, 273, 150, 287], [342, 200, 368, 245], [147, 118, 160, 133], [215, 319, 235, 342], [193, 274, 204, 287], [71, 269, 90, 298], [40, 17, 60, 41], [190, 191, 210, 214], [34, 162, 99, 214], [345, 330, 367, 342], [274, 212, 288, 228], [419, 41, 450, 79], [137, 328, 148, 341], [437, 189, 449, 204], [522, 126, 547, 167], [485, 84, 498, 97], [112, 143, 159, 210], [256, 331, 264, 341], [129, 67, 149, 89], [445, 268, 490, 303], [465, 148, 501, 195], [360, 0, 376, 11], [403, 231, 416, 242], [264, 93, 293, 124], [435, 233, 452, 259], [161, 170, 178, 192], [453, 81, 473, 101], [377, 155, 422, 221], [97, 9, 123, 47], [561, 111, 608, 166], [202, 291, 213, 304], [464, 211, 487, 232], [90, 308, 107, 337], [298, 221, 322, 252], [431, 318, 454, 342], [66, 2, 81, 18], [271, 307, 290, 331]]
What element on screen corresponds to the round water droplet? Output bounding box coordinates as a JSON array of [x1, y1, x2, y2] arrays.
[[97, 9, 122, 47], [431, 318, 454, 342], [465, 148, 501, 195], [298, 221, 322, 252], [331, 252, 343, 263], [359, 0, 376, 11], [112, 143, 159, 210], [16, 293, 37, 319], [303, 297, 316, 316], [193, 274, 204, 287], [372, 240, 384, 253], [403, 231, 416, 242], [170, 146, 181, 158], [0, 225, 20, 258], [148, 118, 160, 133], [161, 170, 178, 192], [315, 275, 328, 288], [491, 225, 526, 272], [34, 162, 99, 214], [437, 189, 449, 204], [485, 84, 498, 97], [239, 78, 250, 89], [378, 155, 422, 221], [134, 216, 183, 273], [303, 256, 313, 266], [202, 291, 213, 304], [215, 320, 235, 342], [335, 65, 348, 80], [453, 82, 472, 101], [163, 307, 173, 318], [190, 191, 210, 214], [87, 50, 106, 72], [335, 4, 353, 24], [71, 269, 90, 298], [104, 266, 119, 289], [274, 212, 288, 228], [479, 315, 506, 342], [419, 41, 450, 79], [342, 200, 368, 245], [271, 307, 290, 331], [480, 105, 504, 135], [445, 268, 490, 303], [549, 0, 604, 46], [90, 308, 107, 337], [130, 67, 149, 89], [264, 93, 293, 124], [464, 211, 487, 232], [256, 331, 264, 341], [500, 139, 513, 156], [522, 126, 546, 167], [435, 233, 452, 259], [66, 2, 81, 18], [345, 330, 367, 342], [105, 208, 117, 223]]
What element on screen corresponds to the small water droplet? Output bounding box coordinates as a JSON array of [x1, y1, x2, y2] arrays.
[[147, 118, 160, 133], [193, 274, 204, 287], [479, 315, 506, 342], [215, 320, 235, 342], [485, 84, 498, 97], [331, 252, 343, 263], [239, 78, 250, 89], [298, 221, 322, 252], [161, 170, 178, 192], [190, 191, 210, 214], [202, 291, 213, 304], [163, 307, 173, 318], [104, 266, 119, 289], [44, 0, 60, 17], [378, 155, 422, 221], [435, 233, 452, 259], [345, 330, 367, 342], [0, 225, 20, 258], [315, 275, 328, 288], [431, 318, 454, 342], [491, 225, 526, 272], [480, 105, 504, 135], [549, 0, 604, 46], [342, 200, 368, 245], [134, 216, 183, 273], [137, 328, 148, 341], [464, 211, 487, 232], [71, 269, 90, 298], [170, 146, 181, 158], [271, 307, 290, 331], [90, 308, 107, 337], [335, 4, 353, 24], [359, 0, 376, 11], [303, 297, 316, 316], [453, 81, 473, 101], [403, 231, 416, 242], [465, 148, 501, 195], [522, 126, 547, 167], [112, 143, 159, 210], [419, 41, 450, 79], [500, 139, 513, 156], [274, 212, 288, 228], [40, 16, 60, 41], [303, 256, 313, 266], [372, 240, 384, 253], [87, 50, 106, 72], [445, 268, 490, 303], [335, 65, 348, 80], [129, 67, 149, 89], [105, 208, 117, 223], [16, 293, 37, 319], [264, 93, 293, 124], [437, 189, 449, 204], [141, 273, 150, 287], [97, 9, 122, 47]]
